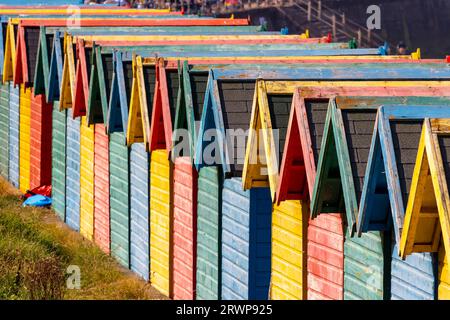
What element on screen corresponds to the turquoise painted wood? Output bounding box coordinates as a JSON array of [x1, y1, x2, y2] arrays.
[[65, 108, 80, 232], [130, 143, 150, 281], [8, 85, 19, 188], [52, 101, 66, 221], [0, 82, 9, 179], [47, 31, 63, 102], [344, 231, 388, 300], [197, 166, 221, 300], [221, 178, 272, 300], [109, 131, 130, 269]]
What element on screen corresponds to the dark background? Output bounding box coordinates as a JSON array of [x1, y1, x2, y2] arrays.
[[220, 0, 450, 58]]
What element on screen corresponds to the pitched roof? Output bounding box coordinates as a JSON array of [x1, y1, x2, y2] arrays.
[[358, 106, 450, 247], [399, 119, 450, 260], [173, 60, 208, 160], [86, 46, 113, 126], [126, 56, 155, 149]]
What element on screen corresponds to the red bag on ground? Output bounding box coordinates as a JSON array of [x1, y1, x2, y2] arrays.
[[23, 185, 52, 199]]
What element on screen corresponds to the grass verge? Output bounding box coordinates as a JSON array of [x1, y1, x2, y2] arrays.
[[0, 178, 166, 300]]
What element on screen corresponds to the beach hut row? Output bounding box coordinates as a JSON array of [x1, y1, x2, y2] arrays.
[[1, 4, 450, 301]]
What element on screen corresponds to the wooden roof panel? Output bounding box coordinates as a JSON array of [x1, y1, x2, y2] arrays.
[[218, 80, 254, 176], [305, 100, 330, 165], [341, 110, 377, 202], [390, 120, 423, 206], [190, 73, 208, 121], [267, 94, 292, 168]]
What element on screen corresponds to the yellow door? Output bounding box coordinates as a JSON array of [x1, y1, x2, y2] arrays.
[[271, 200, 307, 299], [79, 117, 95, 240], [150, 149, 172, 297], [19, 85, 31, 193]]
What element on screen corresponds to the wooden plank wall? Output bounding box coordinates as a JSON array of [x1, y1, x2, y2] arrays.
[[150, 149, 173, 297], [93, 123, 110, 254], [8, 84, 19, 188], [51, 102, 66, 221], [0, 82, 9, 179], [19, 84, 31, 193], [65, 108, 80, 231], [129, 143, 150, 281], [79, 117, 94, 240]]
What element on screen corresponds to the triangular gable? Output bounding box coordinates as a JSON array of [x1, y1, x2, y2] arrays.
[[197, 74, 254, 177], [276, 90, 313, 204], [276, 88, 450, 205], [47, 31, 63, 102], [73, 39, 90, 118], [34, 28, 54, 96], [107, 60, 122, 134], [193, 71, 227, 172], [14, 25, 40, 87], [310, 100, 348, 225], [107, 51, 132, 141], [310, 98, 378, 234], [87, 46, 102, 125], [358, 106, 450, 248], [400, 118, 444, 258], [126, 55, 151, 148], [33, 27, 47, 96], [356, 98, 450, 238], [149, 58, 174, 154], [242, 79, 283, 201], [2, 21, 16, 83], [60, 34, 76, 109], [173, 60, 207, 160], [13, 25, 26, 86]]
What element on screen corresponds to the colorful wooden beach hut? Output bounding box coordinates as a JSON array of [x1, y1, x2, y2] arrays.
[[75, 38, 356, 292], [400, 118, 450, 299], [166, 57, 432, 295], [140, 51, 429, 300], [80, 32, 319, 278], [212, 62, 449, 300], [276, 86, 450, 300], [243, 82, 450, 300], [312, 102, 450, 299], [72, 37, 344, 120], [38, 23, 282, 99], [128, 44, 394, 295], [49, 31, 66, 221], [357, 106, 450, 299]]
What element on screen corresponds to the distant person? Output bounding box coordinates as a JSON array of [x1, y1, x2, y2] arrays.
[[397, 41, 407, 55]]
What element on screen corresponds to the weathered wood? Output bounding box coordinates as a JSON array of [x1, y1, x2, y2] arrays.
[[0, 82, 9, 180], [19, 85, 31, 193], [2, 22, 16, 82], [8, 85, 19, 188], [150, 149, 173, 297], [400, 119, 450, 285], [59, 34, 76, 109], [18, 18, 249, 27], [0, 8, 173, 15]]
